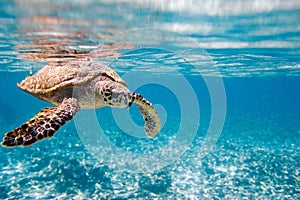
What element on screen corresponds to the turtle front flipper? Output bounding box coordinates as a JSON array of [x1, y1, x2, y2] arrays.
[[2, 98, 80, 147], [130, 92, 161, 137]]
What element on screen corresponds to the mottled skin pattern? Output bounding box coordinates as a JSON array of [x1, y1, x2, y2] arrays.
[[2, 59, 161, 147], [129, 93, 160, 137], [2, 98, 80, 147]]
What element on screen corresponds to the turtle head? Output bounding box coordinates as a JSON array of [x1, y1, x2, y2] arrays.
[[110, 86, 130, 108], [97, 81, 130, 108]]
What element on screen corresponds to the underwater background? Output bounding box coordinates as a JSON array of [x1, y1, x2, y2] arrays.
[[0, 0, 300, 199]]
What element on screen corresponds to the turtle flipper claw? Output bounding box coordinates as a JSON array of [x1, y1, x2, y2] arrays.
[[2, 98, 80, 147]]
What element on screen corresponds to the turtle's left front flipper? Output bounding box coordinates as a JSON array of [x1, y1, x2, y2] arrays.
[[2, 98, 80, 147]]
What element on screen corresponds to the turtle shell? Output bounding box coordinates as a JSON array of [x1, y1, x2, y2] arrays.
[[18, 59, 127, 95]]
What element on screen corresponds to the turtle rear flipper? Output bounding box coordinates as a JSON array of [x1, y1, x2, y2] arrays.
[[2, 98, 80, 147], [130, 93, 161, 137]]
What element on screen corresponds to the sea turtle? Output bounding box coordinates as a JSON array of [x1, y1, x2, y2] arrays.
[[2, 59, 161, 147]]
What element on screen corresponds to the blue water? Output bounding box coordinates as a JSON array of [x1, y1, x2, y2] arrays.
[[1, 1, 300, 199]]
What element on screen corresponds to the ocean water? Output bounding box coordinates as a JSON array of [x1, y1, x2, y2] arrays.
[[1, 0, 300, 199]]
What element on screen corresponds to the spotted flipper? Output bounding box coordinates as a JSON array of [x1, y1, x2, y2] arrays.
[[129, 93, 161, 137], [2, 98, 80, 147]]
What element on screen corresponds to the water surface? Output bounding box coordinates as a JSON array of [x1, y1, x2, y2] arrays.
[[0, 1, 300, 199]]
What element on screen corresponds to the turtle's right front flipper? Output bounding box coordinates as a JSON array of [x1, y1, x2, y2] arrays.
[[2, 98, 80, 147], [130, 92, 161, 138]]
